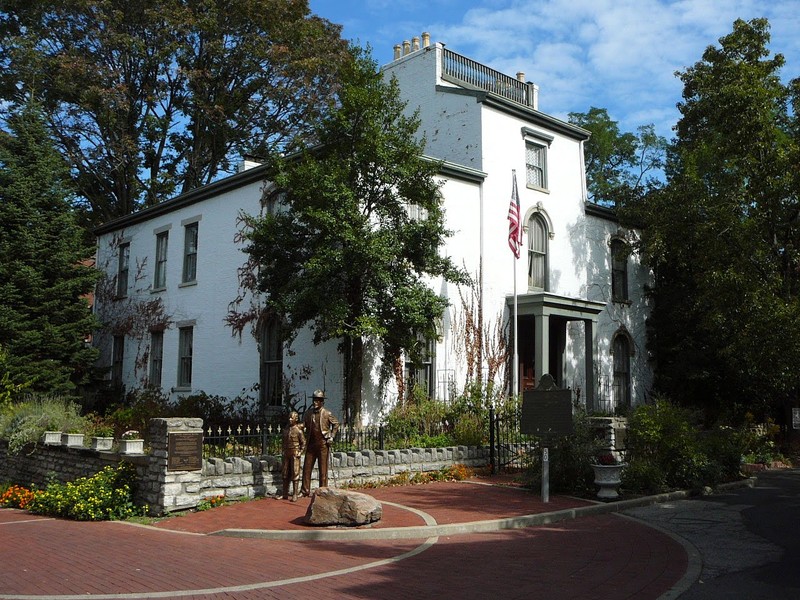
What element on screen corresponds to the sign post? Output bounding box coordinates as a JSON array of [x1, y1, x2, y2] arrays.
[[541, 447, 550, 503], [520, 374, 574, 504]]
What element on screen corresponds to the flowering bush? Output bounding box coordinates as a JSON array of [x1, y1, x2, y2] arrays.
[[0, 485, 37, 509], [28, 463, 147, 521], [197, 495, 225, 511], [121, 430, 141, 440]]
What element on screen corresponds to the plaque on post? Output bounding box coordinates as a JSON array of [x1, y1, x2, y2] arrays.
[[168, 432, 203, 471], [520, 374, 574, 440]]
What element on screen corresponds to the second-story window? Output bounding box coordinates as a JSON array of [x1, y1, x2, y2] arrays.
[[154, 231, 168, 289], [525, 141, 548, 190], [116, 242, 130, 298], [521, 127, 553, 192], [182, 222, 198, 284], [527, 213, 548, 290], [611, 239, 629, 302]]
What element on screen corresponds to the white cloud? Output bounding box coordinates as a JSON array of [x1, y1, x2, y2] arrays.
[[313, 0, 800, 139]]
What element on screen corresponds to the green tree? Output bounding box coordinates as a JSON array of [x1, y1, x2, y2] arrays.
[[0, 0, 348, 227], [568, 107, 665, 206], [621, 19, 800, 419], [0, 102, 99, 394], [243, 47, 467, 425]]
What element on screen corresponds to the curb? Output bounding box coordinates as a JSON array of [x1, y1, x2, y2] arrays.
[[210, 477, 757, 541]]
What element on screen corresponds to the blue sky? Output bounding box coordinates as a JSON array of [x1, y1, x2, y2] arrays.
[[309, 0, 800, 141]]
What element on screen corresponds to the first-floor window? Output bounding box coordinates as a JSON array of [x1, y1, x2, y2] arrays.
[[112, 335, 124, 385], [149, 331, 164, 388], [178, 327, 193, 388], [612, 335, 631, 409], [259, 318, 283, 408], [405, 336, 435, 398]]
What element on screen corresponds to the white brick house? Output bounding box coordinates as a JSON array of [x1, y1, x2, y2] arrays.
[[92, 38, 653, 423]]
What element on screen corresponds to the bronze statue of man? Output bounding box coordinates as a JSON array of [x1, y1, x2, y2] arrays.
[[301, 390, 340, 496], [281, 411, 305, 502]]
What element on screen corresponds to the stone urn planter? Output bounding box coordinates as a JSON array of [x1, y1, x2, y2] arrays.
[[591, 463, 626, 500], [91, 436, 114, 451], [61, 432, 85, 448], [118, 438, 144, 455], [42, 431, 62, 445]]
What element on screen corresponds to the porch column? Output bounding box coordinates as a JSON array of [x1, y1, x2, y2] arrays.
[[534, 313, 549, 381], [584, 318, 596, 411]]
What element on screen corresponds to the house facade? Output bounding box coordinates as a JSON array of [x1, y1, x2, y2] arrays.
[[92, 37, 653, 423]]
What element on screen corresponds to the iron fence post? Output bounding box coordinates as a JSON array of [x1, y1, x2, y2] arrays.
[[489, 405, 496, 475], [379, 424, 385, 450]]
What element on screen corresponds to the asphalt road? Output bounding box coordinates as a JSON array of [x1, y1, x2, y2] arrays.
[[624, 468, 800, 599]]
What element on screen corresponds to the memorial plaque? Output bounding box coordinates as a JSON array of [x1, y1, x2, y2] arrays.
[[168, 432, 203, 471], [520, 375, 574, 439], [521, 390, 573, 438]]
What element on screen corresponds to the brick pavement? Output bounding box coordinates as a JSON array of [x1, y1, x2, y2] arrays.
[[0, 478, 688, 600]]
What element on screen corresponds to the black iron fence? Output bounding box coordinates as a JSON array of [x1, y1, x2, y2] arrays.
[[488, 405, 538, 473], [204, 408, 535, 475], [202, 422, 452, 458]]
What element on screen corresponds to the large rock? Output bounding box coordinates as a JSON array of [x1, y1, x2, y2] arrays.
[[304, 487, 382, 526]]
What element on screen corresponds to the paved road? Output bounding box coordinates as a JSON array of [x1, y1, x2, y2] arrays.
[[0, 480, 687, 600], [624, 468, 800, 599]]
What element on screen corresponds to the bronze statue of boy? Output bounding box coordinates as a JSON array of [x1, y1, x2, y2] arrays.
[[281, 411, 306, 502]]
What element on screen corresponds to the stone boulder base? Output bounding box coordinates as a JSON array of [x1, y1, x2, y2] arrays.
[[304, 487, 382, 526]]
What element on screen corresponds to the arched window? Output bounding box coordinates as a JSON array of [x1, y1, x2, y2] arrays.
[[259, 317, 283, 409], [612, 333, 632, 409], [610, 238, 629, 302], [528, 213, 548, 290]]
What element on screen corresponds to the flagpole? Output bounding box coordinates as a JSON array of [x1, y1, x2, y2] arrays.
[[507, 169, 522, 400], [513, 242, 519, 398]]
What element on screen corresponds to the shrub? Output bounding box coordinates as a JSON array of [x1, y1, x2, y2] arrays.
[[384, 386, 448, 447], [0, 395, 86, 454], [524, 409, 602, 496], [28, 463, 146, 521], [452, 412, 485, 446], [624, 398, 719, 492]]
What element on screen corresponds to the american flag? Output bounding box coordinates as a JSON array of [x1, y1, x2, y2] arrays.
[[508, 171, 522, 258]]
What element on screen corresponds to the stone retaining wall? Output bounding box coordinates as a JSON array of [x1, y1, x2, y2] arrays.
[[1, 418, 493, 515]]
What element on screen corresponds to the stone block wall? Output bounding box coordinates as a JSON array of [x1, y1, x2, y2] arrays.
[[1, 419, 493, 516], [0, 440, 119, 488]]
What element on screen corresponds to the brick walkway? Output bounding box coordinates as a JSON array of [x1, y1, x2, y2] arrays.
[[0, 479, 688, 599]]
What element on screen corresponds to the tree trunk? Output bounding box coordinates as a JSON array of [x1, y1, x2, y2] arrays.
[[342, 336, 364, 428]]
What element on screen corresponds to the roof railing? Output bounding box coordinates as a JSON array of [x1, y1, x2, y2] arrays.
[[441, 47, 536, 108]]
